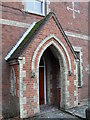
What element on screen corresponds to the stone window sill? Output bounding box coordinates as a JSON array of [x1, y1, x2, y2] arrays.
[[22, 9, 45, 17]]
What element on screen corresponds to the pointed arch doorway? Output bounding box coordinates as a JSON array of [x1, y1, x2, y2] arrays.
[[39, 46, 61, 108], [31, 36, 70, 112]]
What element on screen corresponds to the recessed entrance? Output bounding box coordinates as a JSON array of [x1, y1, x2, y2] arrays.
[[32, 37, 70, 112], [39, 46, 61, 108]]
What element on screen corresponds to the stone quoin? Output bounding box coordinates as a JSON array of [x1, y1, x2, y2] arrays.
[[1, 1, 88, 119]]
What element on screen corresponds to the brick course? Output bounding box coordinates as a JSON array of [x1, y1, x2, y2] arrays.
[[1, 1, 88, 119]]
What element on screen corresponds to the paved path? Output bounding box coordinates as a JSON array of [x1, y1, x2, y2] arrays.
[[7, 110, 84, 120], [33, 110, 83, 119], [7, 105, 87, 120], [33, 109, 84, 120], [66, 105, 87, 119]]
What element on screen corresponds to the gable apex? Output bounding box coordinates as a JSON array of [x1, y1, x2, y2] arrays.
[[5, 12, 78, 61]]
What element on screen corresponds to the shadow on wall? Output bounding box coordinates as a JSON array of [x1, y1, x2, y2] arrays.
[[3, 94, 19, 119]]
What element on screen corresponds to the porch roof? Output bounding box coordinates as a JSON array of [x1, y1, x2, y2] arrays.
[[5, 12, 79, 61]]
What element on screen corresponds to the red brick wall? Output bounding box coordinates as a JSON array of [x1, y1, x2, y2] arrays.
[[69, 36, 88, 104], [2, 2, 43, 23], [1, 1, 88, 118], [2, 64, 19, 118], [20, 16, 77, 116], [8, 64, 19, 118], [52, 2, 88, 105], [2, 2, 43, 117], [50, 2, 88, 35]]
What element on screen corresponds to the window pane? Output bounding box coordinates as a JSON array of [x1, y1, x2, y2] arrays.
[[76, 51, 81, 86], [26, 0, 34, 11], [25, 0, 44, 15], [35, 0, 42, 14]]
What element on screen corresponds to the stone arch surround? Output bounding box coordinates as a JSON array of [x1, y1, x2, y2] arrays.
[[31, 35, 72, 112], [31, 34, 72, 72]]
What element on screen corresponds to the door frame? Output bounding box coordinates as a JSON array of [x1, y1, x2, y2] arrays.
[[39, 57, 46, 105]]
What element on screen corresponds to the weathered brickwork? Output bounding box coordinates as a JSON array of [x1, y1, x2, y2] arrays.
[[1, 1, 88, 119], [50, 2, 88, 35], [16, 16, 78, 117], [69, 36, 88, 105]]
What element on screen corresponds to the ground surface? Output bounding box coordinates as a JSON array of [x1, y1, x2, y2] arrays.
[[31, 105, 84, 120], [7, 105, 86, 120], [33, 110, 83, 120]]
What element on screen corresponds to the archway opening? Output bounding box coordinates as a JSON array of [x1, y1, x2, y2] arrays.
[[39, 45, 62, 109]]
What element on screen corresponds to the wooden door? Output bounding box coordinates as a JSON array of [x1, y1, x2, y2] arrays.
[[39, 67, 44, 105]]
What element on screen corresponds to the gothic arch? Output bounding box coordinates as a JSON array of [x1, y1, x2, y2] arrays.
[[31, 34, 72, 72], [31, 35, 72, 110]]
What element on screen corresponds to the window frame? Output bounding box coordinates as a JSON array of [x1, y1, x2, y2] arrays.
[[24, 0, 45, 16], [74, 46, 83, 87]]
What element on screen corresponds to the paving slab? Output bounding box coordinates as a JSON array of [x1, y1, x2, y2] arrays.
[[65, 105, 88, 119], [6, 105, 87, 120], [34, 110, 82, 119], [33, 106, 83, 120]]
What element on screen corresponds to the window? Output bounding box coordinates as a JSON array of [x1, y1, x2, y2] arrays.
[[76, 51, 81, 86], [10, 67, 16, 96], [74, 47, 83, 87], [25, 0, 45, 15]]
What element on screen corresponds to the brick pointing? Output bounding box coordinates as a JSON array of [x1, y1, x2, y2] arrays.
[[2, 2, 88, 119], [18, 16, 78, 117]]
